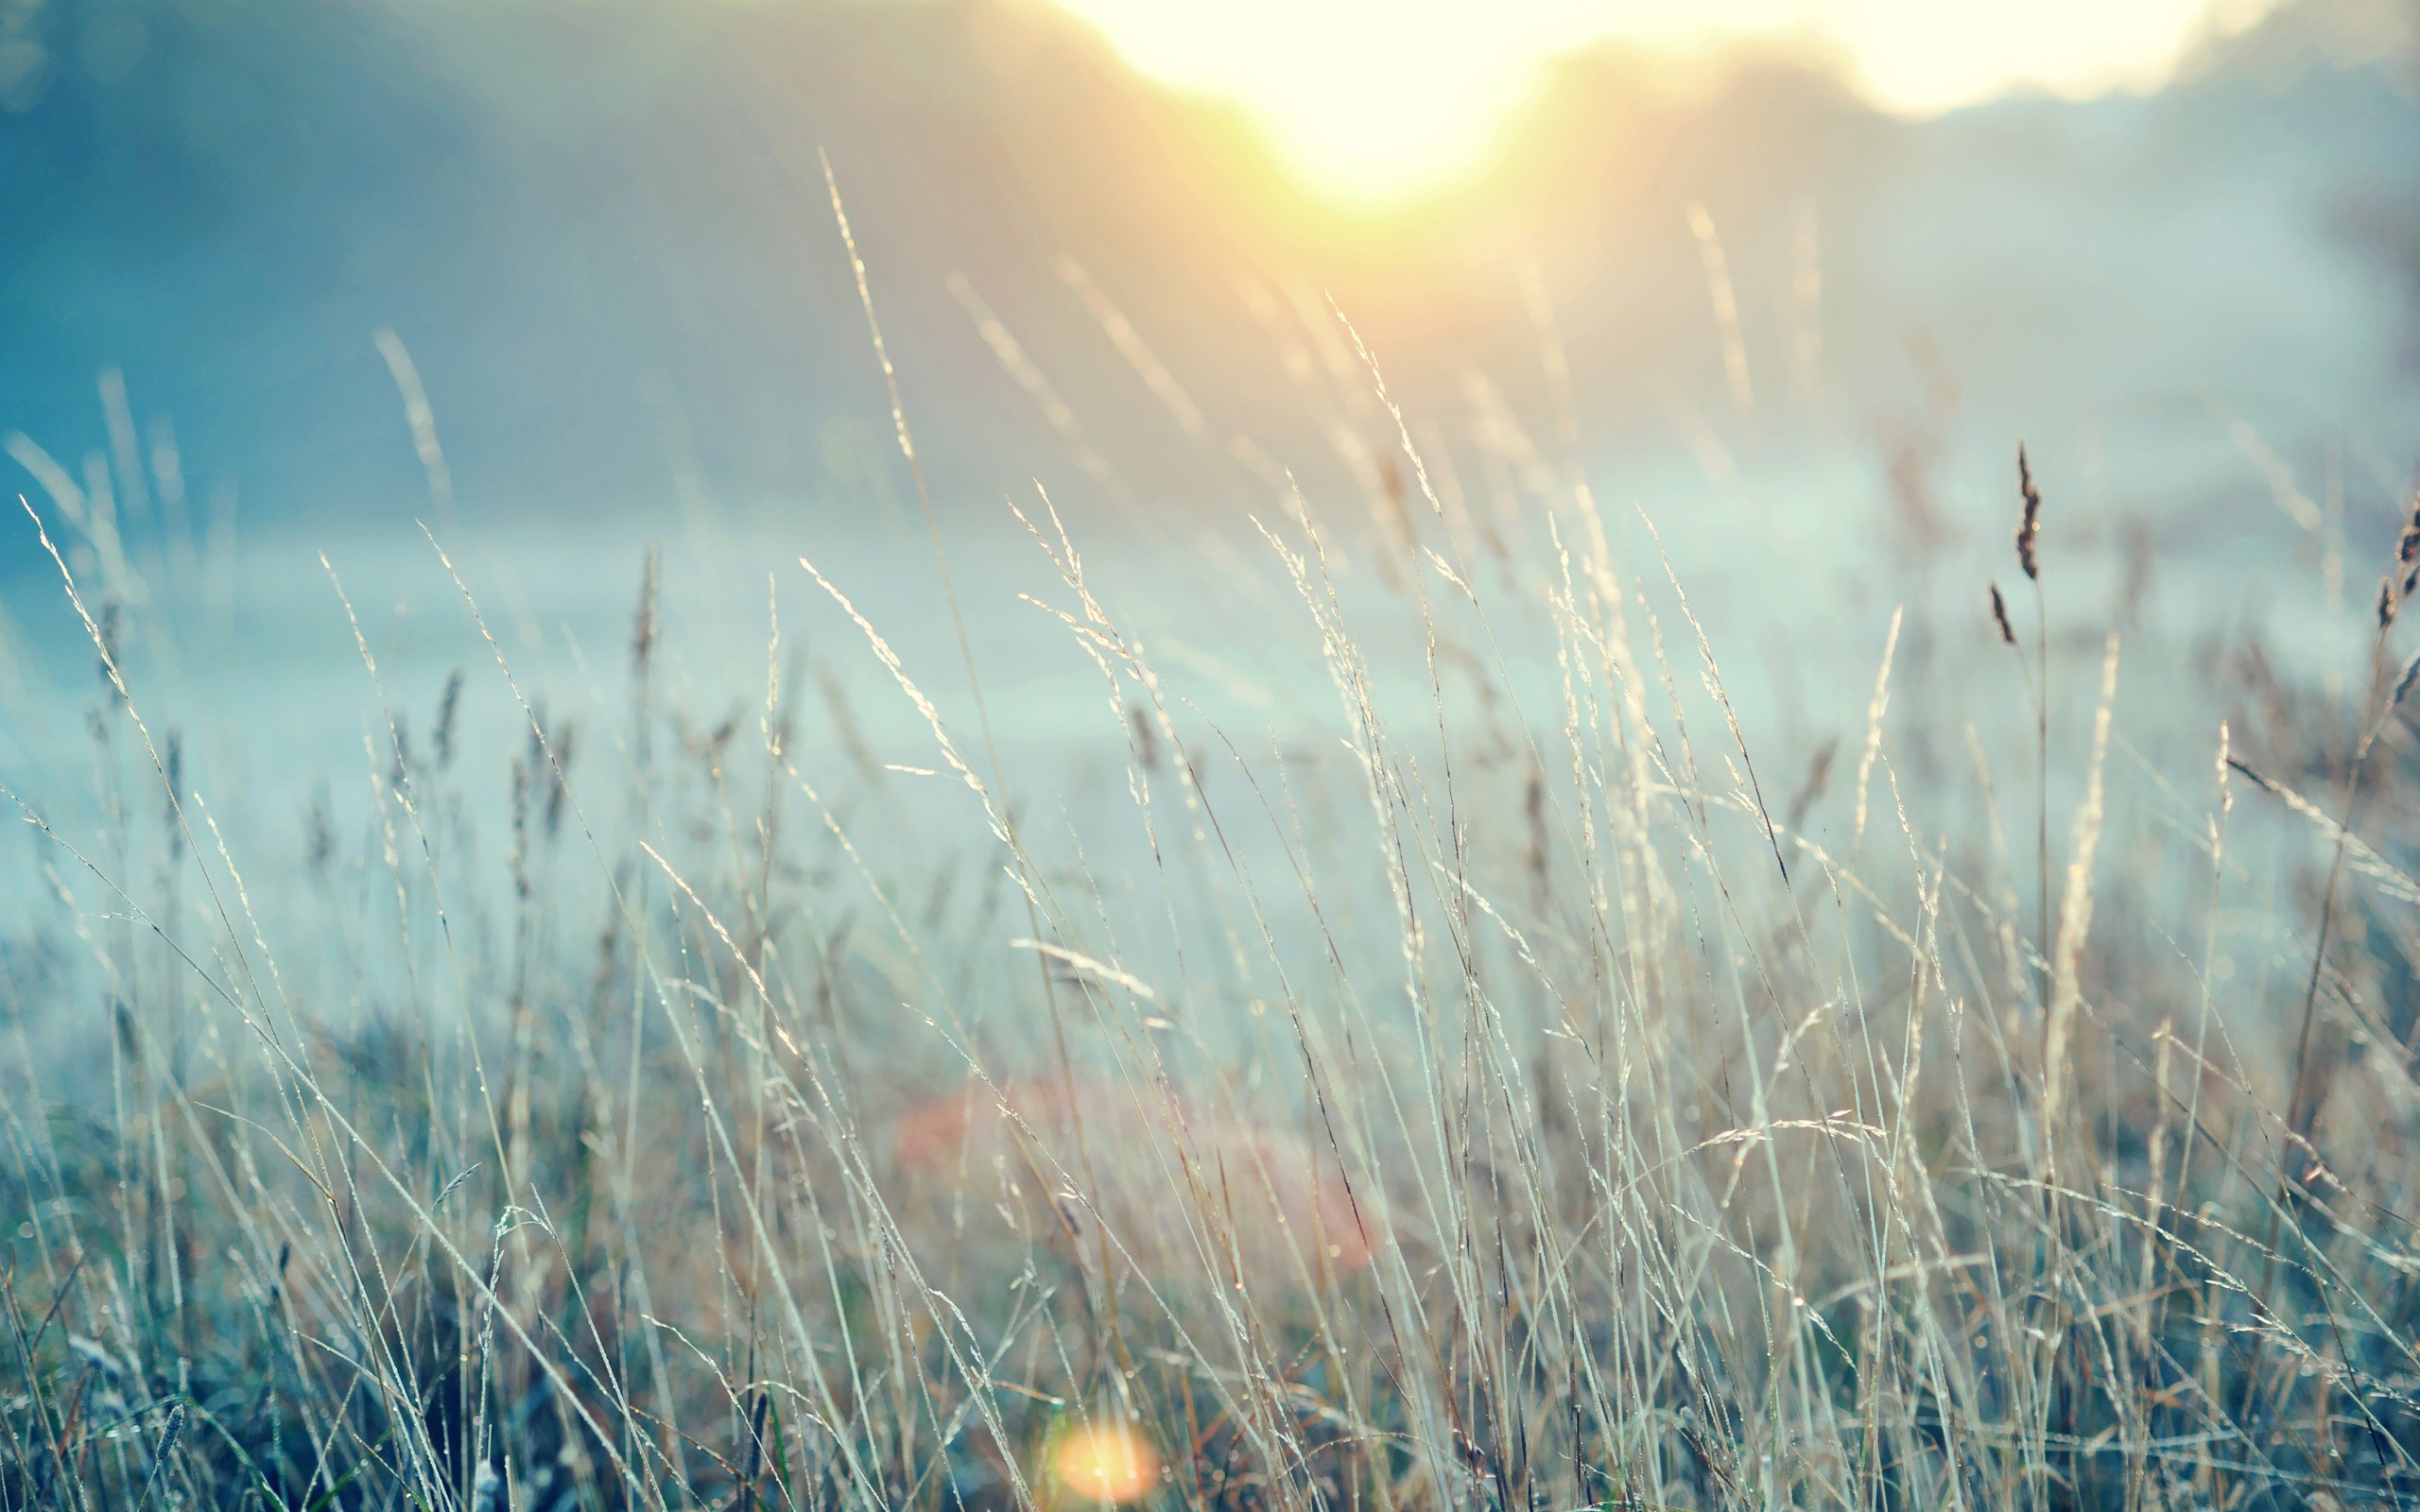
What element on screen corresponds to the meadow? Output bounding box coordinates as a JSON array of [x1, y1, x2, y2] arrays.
[[5, 188, 2420, 1512]]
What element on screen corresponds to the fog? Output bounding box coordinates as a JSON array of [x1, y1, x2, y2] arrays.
[[3, 0, 2417, 863]]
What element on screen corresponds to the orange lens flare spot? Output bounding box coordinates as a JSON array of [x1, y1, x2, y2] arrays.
[[1050, 1422, 1160, 1503]]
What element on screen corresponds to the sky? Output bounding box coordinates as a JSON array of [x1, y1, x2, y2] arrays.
[[1045, 0, 2282, 202]]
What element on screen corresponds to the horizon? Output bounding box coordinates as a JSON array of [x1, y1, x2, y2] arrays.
[[1044, 0, 2302, 202]]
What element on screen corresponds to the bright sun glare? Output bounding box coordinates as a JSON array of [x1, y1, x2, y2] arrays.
[[1046, 0, 2276, 205], [1048, 0, 1610, 204]]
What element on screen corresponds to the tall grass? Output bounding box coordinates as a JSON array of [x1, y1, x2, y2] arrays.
[[5, 291, 2420, 1512]]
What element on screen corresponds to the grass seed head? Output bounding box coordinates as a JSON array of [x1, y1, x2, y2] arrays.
[[2394, 485, 2420, 612], [2015, 443, 2041, 581]]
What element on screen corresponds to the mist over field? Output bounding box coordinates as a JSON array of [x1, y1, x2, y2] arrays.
[[1, 0, 2414, 515], [0, 0, 2411, 835], [6, 3, 2420, 1508]]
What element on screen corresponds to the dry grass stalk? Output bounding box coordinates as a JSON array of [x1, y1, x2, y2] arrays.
[[2042, 631, 2121, 1131], [5, 254, 2417, 1512]]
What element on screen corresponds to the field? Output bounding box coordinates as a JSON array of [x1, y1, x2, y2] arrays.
[[6, 179, 2420, 1512]]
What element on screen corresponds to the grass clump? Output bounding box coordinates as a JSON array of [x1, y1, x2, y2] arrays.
[[5, 323, 2420, 1512]]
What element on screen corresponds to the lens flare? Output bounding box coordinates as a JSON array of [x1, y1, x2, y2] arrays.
[[1049, 1421, 1160, 1503]]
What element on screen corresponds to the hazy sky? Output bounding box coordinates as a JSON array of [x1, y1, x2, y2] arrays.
[[1046, 0, 2280, 200]]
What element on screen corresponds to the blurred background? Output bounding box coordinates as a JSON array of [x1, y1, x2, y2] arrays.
[[0, 0, 2400, 517], [1, 0, 2417, 831], [0, 0, 2412, 522], [12, 12, 2420, 1501]]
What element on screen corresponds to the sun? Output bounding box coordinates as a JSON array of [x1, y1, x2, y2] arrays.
[[1043, 0, 2291, 205], [1046, 0, 1611, 206], [1232, 56, 1535, 206]]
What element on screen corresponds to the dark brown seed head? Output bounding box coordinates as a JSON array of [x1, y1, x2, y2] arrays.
[[2015, 444, 2041, 582], [433, 668, 464, 770], [545, 722, 575, 838], [631, 546, 660, 678], [1130, 703, 1161, 770], [1989, 581, 2016, 645], [2385, 486, 2420, 622], [97, 598, 125, 702], [164, 730, 185, 861]]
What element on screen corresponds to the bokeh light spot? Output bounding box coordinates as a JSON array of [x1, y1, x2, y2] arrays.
[[1050, 1421, 1161, 1503]]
